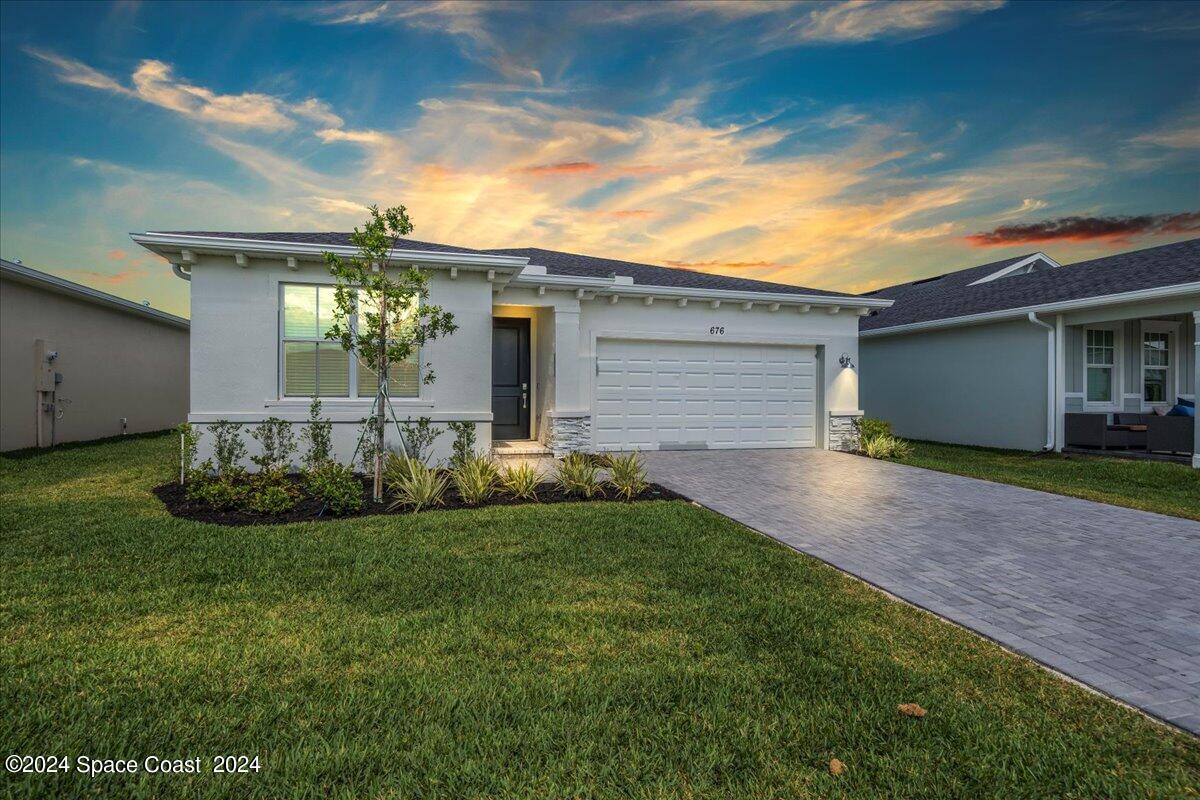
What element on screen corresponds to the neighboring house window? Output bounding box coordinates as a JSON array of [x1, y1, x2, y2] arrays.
[[1085, 328, 1115, 404], [280, 284, 419, 399], [1141, 323, 1176, 406]]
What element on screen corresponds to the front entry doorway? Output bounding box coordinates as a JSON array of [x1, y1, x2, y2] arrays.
[[492, 318, 531, 440]]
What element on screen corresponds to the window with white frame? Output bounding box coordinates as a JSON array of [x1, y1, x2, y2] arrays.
[[1142, 329, 1171, 404], [280, 284, 419, 398], [1085, 328, 1115, 404]]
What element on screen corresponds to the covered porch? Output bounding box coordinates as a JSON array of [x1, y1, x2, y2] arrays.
[[1054, 304, 1197, 467]]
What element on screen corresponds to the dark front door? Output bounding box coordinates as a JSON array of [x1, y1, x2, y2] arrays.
[[492, 318, 530, 440]]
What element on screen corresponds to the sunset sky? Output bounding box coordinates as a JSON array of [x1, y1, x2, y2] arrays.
[[1, 0, 1197, 318]]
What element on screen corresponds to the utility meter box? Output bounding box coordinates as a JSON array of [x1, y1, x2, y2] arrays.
[[34, 339, 57, 391]]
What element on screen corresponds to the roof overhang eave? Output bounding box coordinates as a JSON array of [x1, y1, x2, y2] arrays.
[[507, 272, 893, 308], [129, 232, 531, 271], [860, 281, 1200, 338]]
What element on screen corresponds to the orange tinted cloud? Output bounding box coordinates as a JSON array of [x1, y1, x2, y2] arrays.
[[519, 161, 597, 175], [67, 267, 148, 286], [610, 164, 669, 176], [107, 248, 129, 260], [604, 209, 656, 218], [665, 259, 788, 270], [965, 211, 1200, 246]]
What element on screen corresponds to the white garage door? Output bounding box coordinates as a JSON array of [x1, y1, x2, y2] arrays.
[[594, 338, 818, 450]]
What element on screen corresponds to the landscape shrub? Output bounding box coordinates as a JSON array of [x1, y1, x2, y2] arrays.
[[305, 461, 363, 516], [244, 482, 299, 515], [209, 420, 247, 480], [300, 399, 333, 469], [385, 453, 448, 512], [500, 462, 541, 500], [856, 417, 892, 443], [588, 452, 615, 469], [400, 417, 442, 463], [555, 452, 605, 499], [862, 434, 912, 460], [251, 417, 297, 473], [186, 476, 246, 510], [447, 421, 477, 468], [451, 454, 499, 505], [607, 452, 648, 500]]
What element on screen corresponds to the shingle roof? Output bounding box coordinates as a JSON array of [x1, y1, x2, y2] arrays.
[[492, 247, 851, 298], [859, 238, 1200, 332], [158, 232, 860, 299], [157, 231, 486, 255]]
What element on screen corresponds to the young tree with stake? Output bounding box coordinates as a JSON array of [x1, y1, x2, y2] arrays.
[[324, 206, 457, 501]]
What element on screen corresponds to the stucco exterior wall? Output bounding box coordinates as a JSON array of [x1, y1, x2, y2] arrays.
[[860, 318, 1050, 451], [188, 254, 494, 465], [0, 275, 189, 451]]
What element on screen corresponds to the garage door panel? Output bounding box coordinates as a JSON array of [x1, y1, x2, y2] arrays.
[[595, 339, 817, 450], [764, 400, 792, 416]]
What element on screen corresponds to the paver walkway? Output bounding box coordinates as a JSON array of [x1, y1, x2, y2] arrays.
[[643, 448, 1200, 734]]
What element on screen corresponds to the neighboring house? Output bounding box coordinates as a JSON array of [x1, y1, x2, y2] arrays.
[[0, 258, 190, 451], [130, 231, 892, 463], [858, 239, 1200, 467]]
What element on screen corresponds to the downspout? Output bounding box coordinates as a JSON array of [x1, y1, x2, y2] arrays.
[[1027, 312, 1055, 451], [171, 262, 191, 281]]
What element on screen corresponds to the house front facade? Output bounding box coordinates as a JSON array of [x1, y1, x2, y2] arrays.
[[859, 239, 1200, 467], [133, 232, 890, 463]]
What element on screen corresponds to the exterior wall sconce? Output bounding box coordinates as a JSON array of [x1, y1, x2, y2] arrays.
[[838, 353, 855, 369]]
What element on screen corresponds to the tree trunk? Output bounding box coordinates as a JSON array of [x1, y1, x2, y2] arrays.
[[374, 285, 387, 503]]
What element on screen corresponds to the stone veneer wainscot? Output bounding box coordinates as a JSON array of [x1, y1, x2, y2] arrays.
[[829, 412, 862, 452], [542, 414, 592, 456]]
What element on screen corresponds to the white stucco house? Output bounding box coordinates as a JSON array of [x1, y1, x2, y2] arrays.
[[132, 231, 891, 463]]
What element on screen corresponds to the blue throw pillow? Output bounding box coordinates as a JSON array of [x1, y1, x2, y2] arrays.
[[1167, 404, 1195, 417], [1177, 397, 1195, 409]]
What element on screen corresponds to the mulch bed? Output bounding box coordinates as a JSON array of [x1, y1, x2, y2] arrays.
[[153, 476, 689, 527]]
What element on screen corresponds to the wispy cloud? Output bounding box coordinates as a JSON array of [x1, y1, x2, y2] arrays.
[[1000, 198, 1049, 217], [519, 161, 598, 175], [966, 211, 1200, 246], [300, 0, 1005, 92], [584, 0, 1004, 44], [1072, 1, 1200, 37], [603, 209, 657, 219], [26, 47, 339, 131], [23, 46, 129, 93], [64, 267, 148, 286], [778, 0, 1005, 45], [665, 258, 788, 270], [305, 1, 544, 87], [1129, 118, 1200, 150]]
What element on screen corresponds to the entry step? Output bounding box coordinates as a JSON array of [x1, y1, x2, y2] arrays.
[[492, 440, 553, 458]]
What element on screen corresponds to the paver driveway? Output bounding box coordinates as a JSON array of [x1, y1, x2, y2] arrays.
[[643, 448, 1200, 734]]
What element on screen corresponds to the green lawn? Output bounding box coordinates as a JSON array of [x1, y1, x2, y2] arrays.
[[1, 434, 1197, 799], [893, 440, 1200, 521]]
